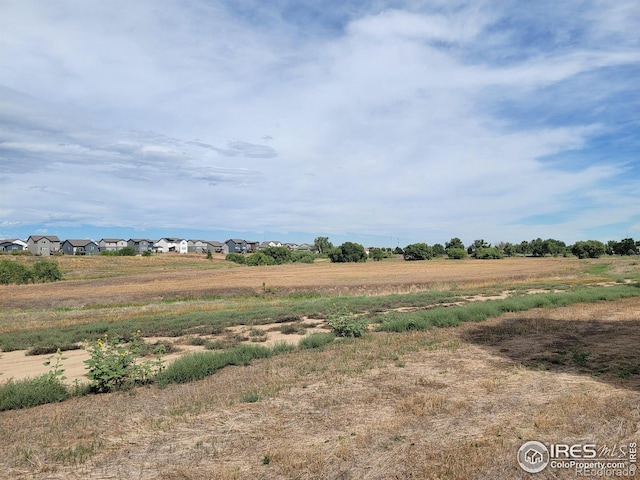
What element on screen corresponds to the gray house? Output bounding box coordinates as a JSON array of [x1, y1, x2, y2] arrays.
[[99, 238, 127, 252], [188, 240, 208, 253], [0, 239, 27, 253], [225, 239, 247, 254], [27, 235, 61, 255], [127, 239, 154, 254], [61, 239, 99, 256], [206, 241, 225, 254]]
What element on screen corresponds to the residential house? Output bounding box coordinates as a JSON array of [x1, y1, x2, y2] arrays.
[[27, 236, 61, 255], [154, 238, 188, 254], [188, 240, 208, 253], [127, 239, 154, 254], [259, 241, 282, 249], [61, 239, 99, 256], [206, 241, 225, 254], [99, 238, 128, 252], [0, 239, 28, 253], [297, 243, 313, 251], [225, 239, 247, 255], [246, 241, 259, 253]]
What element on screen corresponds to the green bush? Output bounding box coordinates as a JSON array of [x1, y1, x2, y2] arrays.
[[0, 375, 69, 411], [156, 344, 273, 385], [328, 242, 367, 263], [403, 243, 434, 261], [446, 248, 467, 259], [84, 332, 164, 393], [474, 247, 504, 259], [292, 251, 315, 263], [326, 307, 369, 337], [0, 259, 32, 284], [226, 253, 247, 264], [32, 259, 62, 282], [247, 251, 275, 266], [298, 332, 335, 349]]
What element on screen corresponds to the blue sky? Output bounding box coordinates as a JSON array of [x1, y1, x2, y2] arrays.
[[0, 0, 638, 248]]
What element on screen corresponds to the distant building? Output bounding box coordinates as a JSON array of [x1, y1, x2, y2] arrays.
[[61, 239, 99, 256], [27, 235, 61, 255], [99, 238, 127, 252], [127, 239, 154, 254], [0, 239, 28, 253]]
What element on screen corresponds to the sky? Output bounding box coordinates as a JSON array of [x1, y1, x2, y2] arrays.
[[0, 0, 639, 248]]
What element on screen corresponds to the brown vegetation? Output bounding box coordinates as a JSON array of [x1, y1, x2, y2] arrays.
[[0, 256, 638, 479]]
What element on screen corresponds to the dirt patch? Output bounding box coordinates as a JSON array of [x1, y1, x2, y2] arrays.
[[0, 318, 332, 385]]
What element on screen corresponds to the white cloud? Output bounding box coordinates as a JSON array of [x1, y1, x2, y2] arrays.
[[0, 1, 638, 244]]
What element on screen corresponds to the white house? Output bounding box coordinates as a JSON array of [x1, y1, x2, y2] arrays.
[[154, 238, 188, 254]]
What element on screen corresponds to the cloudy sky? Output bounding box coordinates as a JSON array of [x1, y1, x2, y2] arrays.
[[1, 1, 638, 247]]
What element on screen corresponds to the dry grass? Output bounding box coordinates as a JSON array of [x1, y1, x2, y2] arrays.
[[0, 256, 639, 479]]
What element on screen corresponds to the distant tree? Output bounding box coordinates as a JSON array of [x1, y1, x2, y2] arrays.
[[445, 237, 465, 252], [571, 240, 606, 259], [393, 246, 404, 255], [0, 259, 32, 284], [226, 253, 246, 264], [446, 248, 467, 259], [474, 247, 504, 259], [529, 238, 547, 257], [518, 240, 531, 256], [369, 248, 386, 261], [313, 237, 333, 255], [247, 251, 275, 266], [117, 246, 137, 256], [432, 243, 445, 257], [261, 246, 292, 264], [291, 251, 315, 263], [403, 243, 434, 261], [32, 259, 62, 282], [612, 238, 637, 256], [206, 250, 213, 260], [328, 242, 367, 263], [544, 238, 567, 257], [502, 242, 517, 257], [467, 239, 490, 257]]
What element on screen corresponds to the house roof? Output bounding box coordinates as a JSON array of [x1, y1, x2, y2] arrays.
[[100, 238, 125, 243], [227, 239, 246, 244], [206, 241, 224, 246], [63, 239, 97, 247], [128, 238, 154, 243], [28, 235, 60, 242]]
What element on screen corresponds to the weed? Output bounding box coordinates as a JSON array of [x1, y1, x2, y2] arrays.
[[298, 333, 335, 350], [84, 331, 164, 393]]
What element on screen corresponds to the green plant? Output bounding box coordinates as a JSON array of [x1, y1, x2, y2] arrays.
[[226, 253, 246, 264], [298, 332, 335, 349], [84, 331, 164, 393], [0, 350, 70, 411], [326, 305, 368, 337], [32, 259, 63, 282]]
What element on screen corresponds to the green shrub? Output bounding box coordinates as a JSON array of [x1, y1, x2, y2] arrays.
[[298, 332, 335, 349], [0, 375, 69, 411], [156, 344, 273, 385], [328, 242, 367, 263], [292, 251, 315, 263], [247, 251, 275, 266], [0, 259, 32, 284], [403, 243, 434, 261], [474, 247, 504, 259], [32, 259, 62, 282], [446, 248, 467, 259], [226, 253, 246, 264], [327, 313, 369, 337], [84, 332, 164, 393]]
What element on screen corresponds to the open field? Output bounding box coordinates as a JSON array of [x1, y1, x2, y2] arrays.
[[0, 256, 639, 478]]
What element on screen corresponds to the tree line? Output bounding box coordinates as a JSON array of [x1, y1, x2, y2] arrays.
[[225, 236, 639, 265]]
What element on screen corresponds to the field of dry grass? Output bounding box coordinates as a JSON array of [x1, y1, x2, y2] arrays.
[[0, 255, 639, 479]]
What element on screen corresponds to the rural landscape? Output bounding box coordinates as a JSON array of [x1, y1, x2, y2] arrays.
[[1, 251, 639, 479]]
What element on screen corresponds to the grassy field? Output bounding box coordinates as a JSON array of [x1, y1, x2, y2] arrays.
[[0, 254, 639, 479]]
